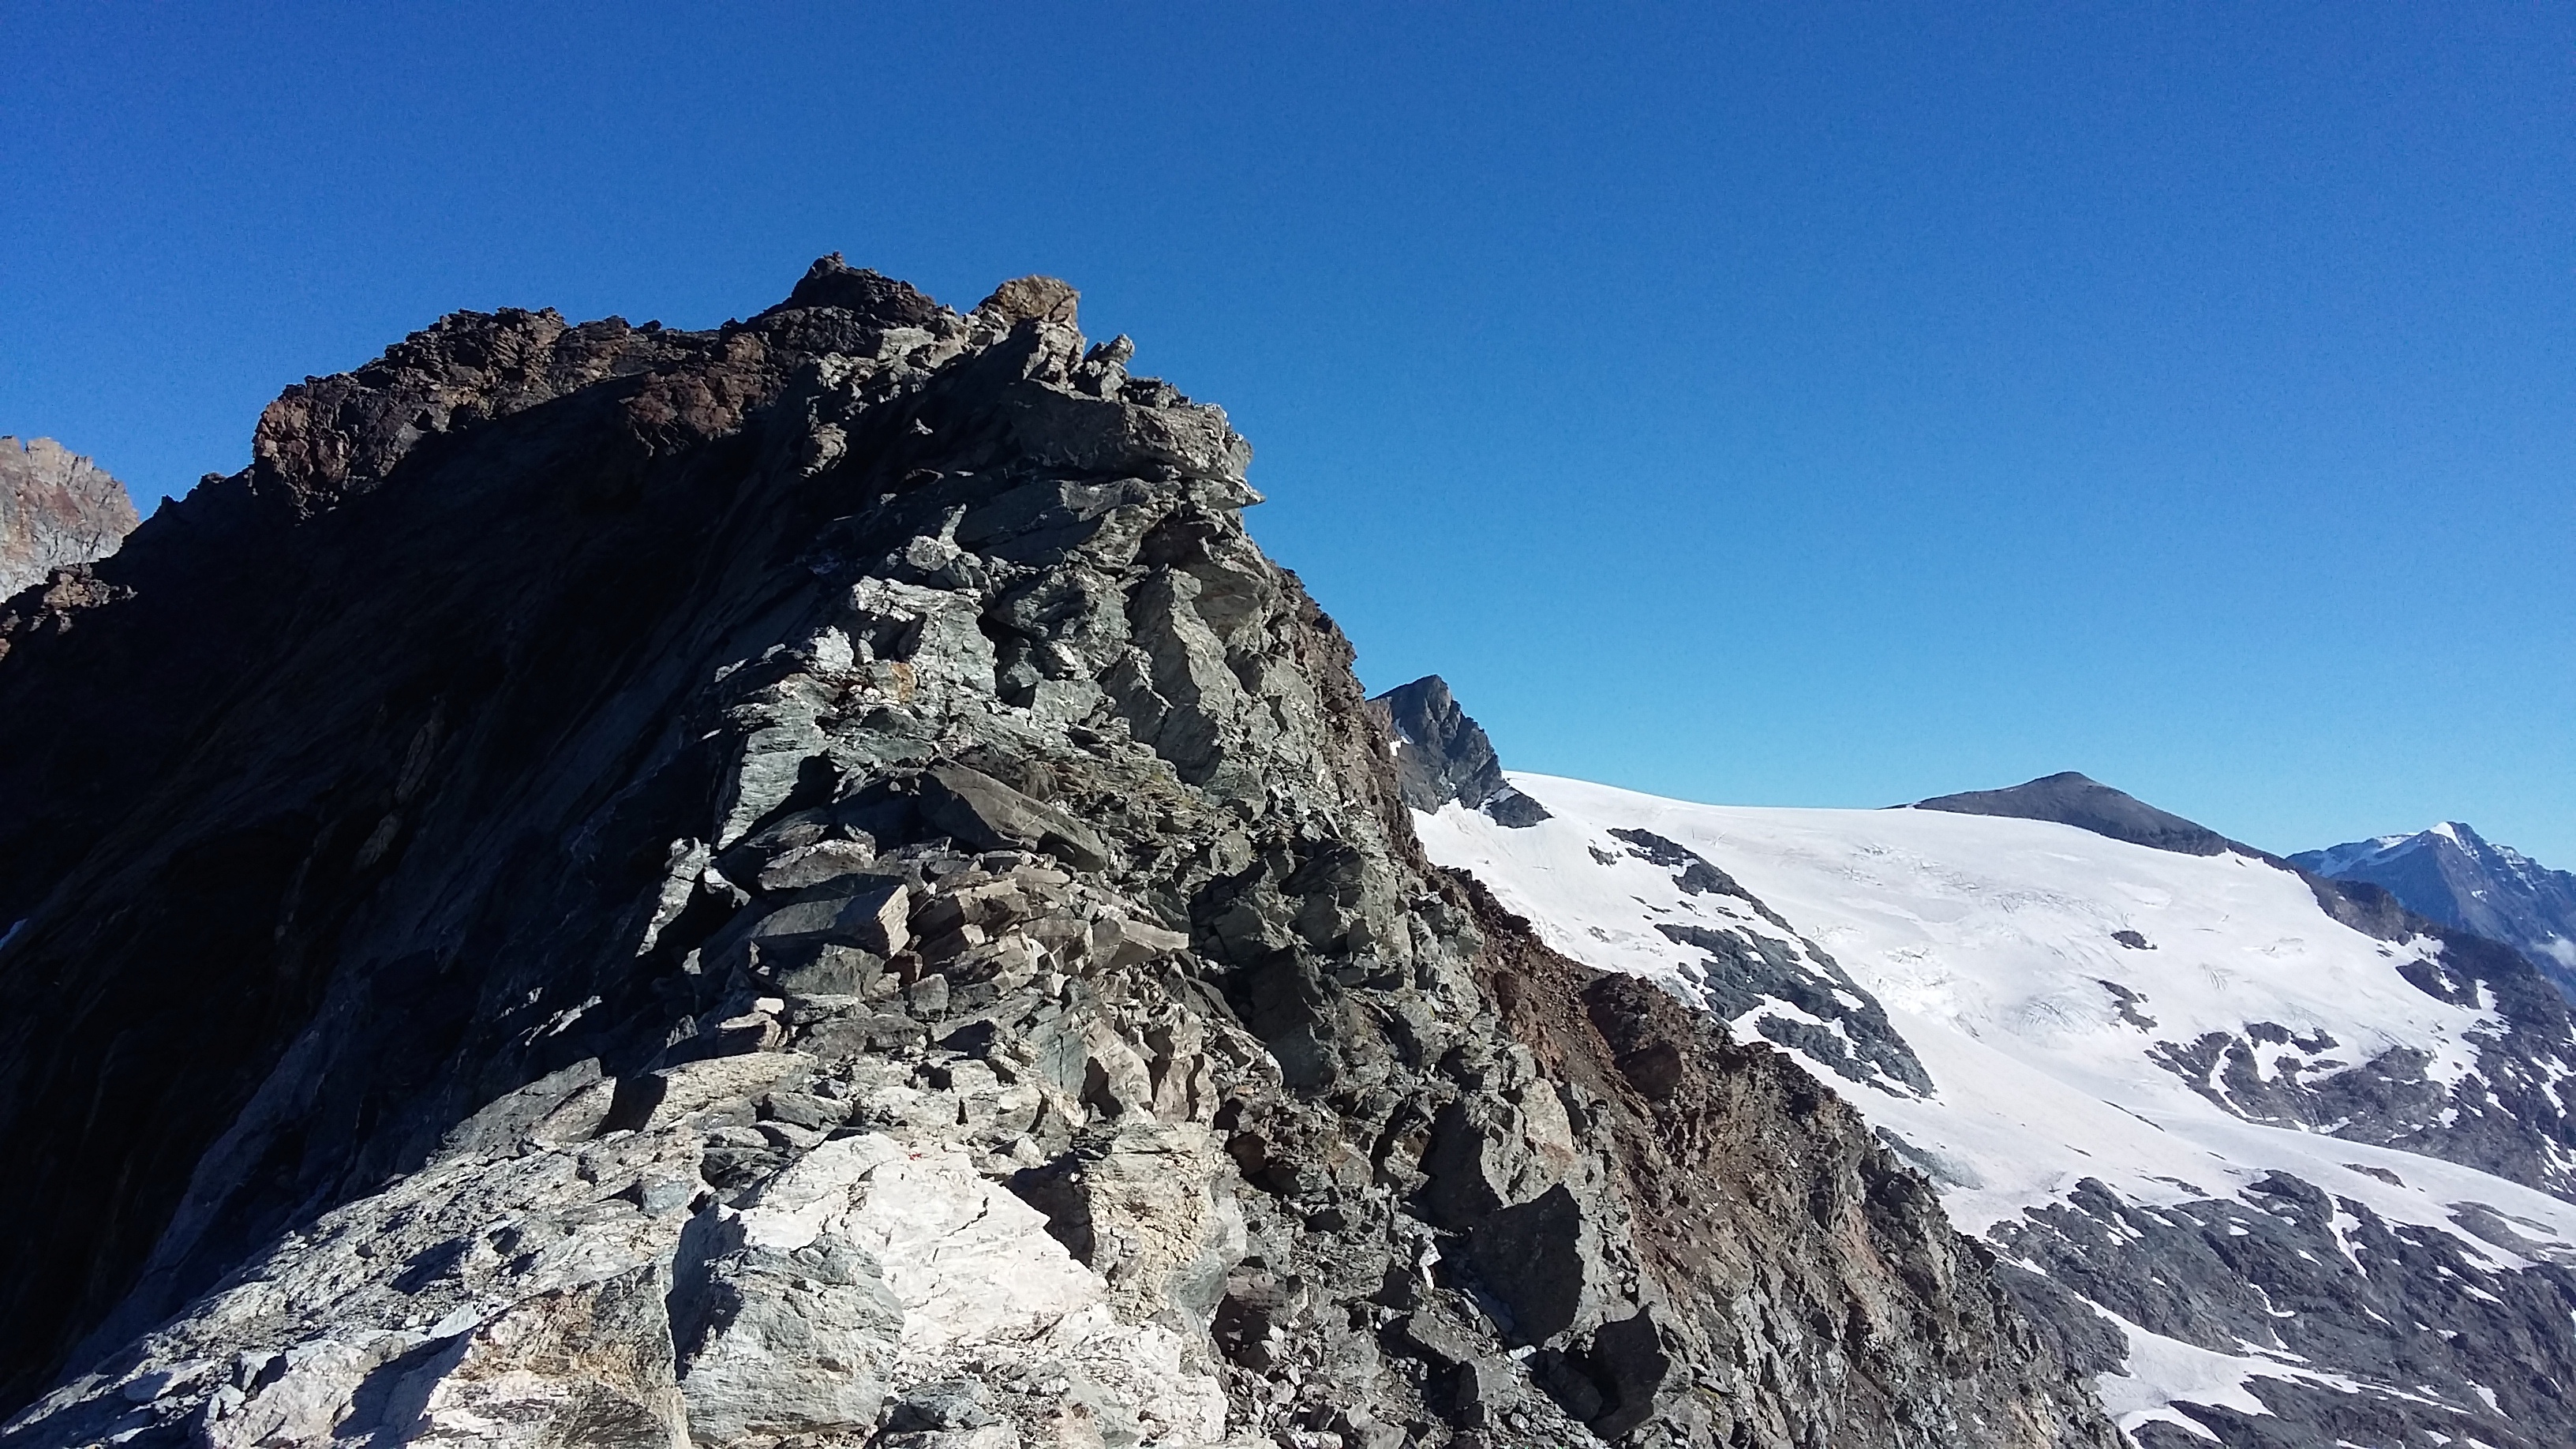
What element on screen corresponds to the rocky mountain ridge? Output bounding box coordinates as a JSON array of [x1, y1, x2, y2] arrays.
[[2296, 822, 2576, 1002], [0, 436, 138, 601], [0, 261, 2118, 1449]]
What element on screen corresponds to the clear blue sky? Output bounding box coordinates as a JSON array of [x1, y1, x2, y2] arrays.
[[6, 2, 2570, 862]]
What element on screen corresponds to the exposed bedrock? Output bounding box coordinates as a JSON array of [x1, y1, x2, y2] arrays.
[[0, 435, 138, 604], [0, 258, 2116, 1448]]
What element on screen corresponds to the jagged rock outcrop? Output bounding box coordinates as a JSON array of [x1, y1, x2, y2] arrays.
[[0, 258, 2120, 1449], [1367, 676, 1548, 826], [0, 436, 137, 601]]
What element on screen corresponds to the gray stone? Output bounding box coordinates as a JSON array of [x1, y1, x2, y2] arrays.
[[755, 837, 880, 893], [770, 942, 885, 997], [915, 763, 1111, 871], [1388, 1312, 1479, 1369], [1583, 1309, 1674, 1440], [750, 880, 911, 956], [1465, 1185, 1608, 1346], [905, 972, 951, 1018], [0, 437, 137, 601], [621, 1052, 816, 1131], [667, 1210, 902, 1442], [392, 1263, 691, 1449], [430, 1059, 605, 1163], [1447, 1355, 1518, 1427]]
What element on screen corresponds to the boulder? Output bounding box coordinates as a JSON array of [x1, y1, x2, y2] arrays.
[[667, 1211, 902, 1442], [399, 1264, 691, 1449], [750, 880, 910, 956], [916, 763, 1111, 871]]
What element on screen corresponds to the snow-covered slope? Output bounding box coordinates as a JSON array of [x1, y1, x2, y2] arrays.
[[1421, 773, 2576, 1448]]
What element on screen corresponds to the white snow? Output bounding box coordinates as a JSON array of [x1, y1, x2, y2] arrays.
[[1417, 773, 2576, 1426], [2090, 1307, 2370, 1440]]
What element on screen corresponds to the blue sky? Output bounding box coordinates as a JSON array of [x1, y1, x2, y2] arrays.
[[6, 2, 2570, 861]]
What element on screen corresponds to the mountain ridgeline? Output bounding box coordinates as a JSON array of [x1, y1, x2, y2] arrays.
[[2295, 823, 2576, 1002], [1911, 772, 2252, 858], [0, 263, 2121, 1449]]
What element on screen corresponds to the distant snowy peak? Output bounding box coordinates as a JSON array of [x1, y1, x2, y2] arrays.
[[2293, 822, 2576, 988], [1911, 770, 2253, 858]]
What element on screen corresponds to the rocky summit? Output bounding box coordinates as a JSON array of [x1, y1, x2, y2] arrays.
[[0, 436, 138, 601], [1366, 676, 1548, 828], [0, 260, 2119, 1449]]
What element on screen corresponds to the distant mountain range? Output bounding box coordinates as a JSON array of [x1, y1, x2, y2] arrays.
[[2295, 823, 2576, 998]]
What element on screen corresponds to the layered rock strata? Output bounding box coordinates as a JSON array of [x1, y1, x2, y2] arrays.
[[0, 260, 2118, 1448]]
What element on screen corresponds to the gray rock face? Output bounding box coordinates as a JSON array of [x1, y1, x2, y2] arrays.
[[667, 1209, 904, 1440], [1368, 674, 1551, 826], [1913, 771, 2248, 856], [2296, 822, 2576, 1000], [0, 437, 137, 600], [1995, 1174, 2576, 1449], [1599, 828, 1934, 1096], [0, 258, 2117, 1448]]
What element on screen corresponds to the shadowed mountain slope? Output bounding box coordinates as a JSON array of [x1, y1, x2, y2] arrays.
[[2297, 823, 2576, 1001]]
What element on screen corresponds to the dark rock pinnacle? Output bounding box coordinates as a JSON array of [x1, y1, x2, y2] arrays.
[[1369, 674, 1552, 827]]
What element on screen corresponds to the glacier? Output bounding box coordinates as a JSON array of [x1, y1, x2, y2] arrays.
[[1420, 771, 2576, 1446]]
